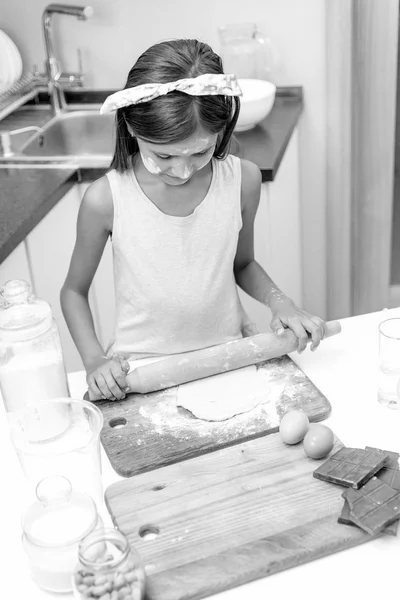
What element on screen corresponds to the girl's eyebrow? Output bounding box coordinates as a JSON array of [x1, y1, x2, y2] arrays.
[[154, 144, 215, 156]]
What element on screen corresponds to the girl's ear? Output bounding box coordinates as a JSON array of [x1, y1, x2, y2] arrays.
[[123, 114, 135, 137]]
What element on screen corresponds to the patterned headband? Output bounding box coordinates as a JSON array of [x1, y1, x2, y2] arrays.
[[100, 73, 242, 114]]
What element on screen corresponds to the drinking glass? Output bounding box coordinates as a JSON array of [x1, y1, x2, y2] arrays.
[[10, 397, 104, 507], [378, 318, 400, 409]]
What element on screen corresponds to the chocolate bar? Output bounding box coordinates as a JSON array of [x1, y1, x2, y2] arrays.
[[313, 447, 388, 489], [343, 477, 400, 535], [365, 447, 400, 489], [339, 498, 399, 536]]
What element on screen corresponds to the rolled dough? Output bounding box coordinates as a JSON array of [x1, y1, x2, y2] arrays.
[[176, 366, 272, 421]]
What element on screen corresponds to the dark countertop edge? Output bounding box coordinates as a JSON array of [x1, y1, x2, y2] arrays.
[[0, 170, 78, 264], [262, 87, 303, 182], [0, 166, 109, 264]]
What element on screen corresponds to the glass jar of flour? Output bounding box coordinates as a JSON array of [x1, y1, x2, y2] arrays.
[[0, 279, 69, 414]]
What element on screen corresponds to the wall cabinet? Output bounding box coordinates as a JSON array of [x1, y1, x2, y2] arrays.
[[25, 185, 84, 372], [0, 241, 32, 289]]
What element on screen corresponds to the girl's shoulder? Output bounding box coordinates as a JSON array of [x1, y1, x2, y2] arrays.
[[239, 158, 262, 205], [81, 174, 113, 226], [79, 174, 114, 232], [223, 155, 260, 186]]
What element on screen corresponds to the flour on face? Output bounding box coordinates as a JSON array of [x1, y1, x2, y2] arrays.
[[140, 152, 162, 175], [136, 129, 218, 183]]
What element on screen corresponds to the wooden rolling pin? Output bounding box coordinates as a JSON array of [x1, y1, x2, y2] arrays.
[[126, 320, 341, 394]]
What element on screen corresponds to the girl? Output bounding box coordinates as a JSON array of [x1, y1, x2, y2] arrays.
[[61, 38, 326, 402]]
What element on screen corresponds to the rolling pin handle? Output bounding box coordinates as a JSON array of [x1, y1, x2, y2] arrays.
[[325, 320, 341, 337]]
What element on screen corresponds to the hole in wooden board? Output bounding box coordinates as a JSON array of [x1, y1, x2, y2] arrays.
[[139, 525, 160, 540], [109, 417, 127, 429]]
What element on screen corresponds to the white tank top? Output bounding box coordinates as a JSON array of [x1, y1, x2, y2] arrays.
[[106, 155, 245, 359]]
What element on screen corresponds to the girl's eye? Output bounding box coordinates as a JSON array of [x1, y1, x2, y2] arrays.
[[155, 149, 212, 160]]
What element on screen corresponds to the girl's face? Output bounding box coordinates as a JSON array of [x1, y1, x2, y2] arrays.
[[136, 128, 218, 186]]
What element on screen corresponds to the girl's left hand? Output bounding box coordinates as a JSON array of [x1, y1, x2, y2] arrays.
[[268, 294, 327, 353]]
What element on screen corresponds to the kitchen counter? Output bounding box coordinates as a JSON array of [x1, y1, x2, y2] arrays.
[[0, 166, 78, 263], [1, 308, 400, 600], [0, 87, 303, 264]]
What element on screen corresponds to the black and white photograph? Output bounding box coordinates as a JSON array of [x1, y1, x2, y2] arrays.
[[0, 1, 399, 599]]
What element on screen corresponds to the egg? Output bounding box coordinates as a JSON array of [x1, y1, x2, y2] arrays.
[[279, 410, 310, 445], [303, 424, 335, 459]]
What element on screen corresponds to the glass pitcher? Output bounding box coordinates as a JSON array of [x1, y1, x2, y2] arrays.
[[0, 279, 69, 414], [218, 22, 279, 80]]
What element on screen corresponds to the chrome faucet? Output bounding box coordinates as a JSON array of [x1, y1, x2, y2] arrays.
[[0, 126, 43, 158], [42, 3, 93, 116]]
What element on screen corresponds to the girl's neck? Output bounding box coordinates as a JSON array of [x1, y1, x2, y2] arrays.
[[131, 154, 214, 218]]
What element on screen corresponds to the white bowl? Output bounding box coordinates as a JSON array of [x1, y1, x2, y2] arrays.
[[235, 79, 276, 132]]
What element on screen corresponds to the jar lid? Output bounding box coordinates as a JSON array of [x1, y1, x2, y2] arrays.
[[22, 476, 99, 548], [0, 280, 52, 341]]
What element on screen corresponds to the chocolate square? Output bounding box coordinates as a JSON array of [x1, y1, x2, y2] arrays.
[[343, 477, 400, 535], [365, 447, 400, 489], [338, 498, 399, 536], [380, 470, 400, 489], [313, 448, 388, 489]]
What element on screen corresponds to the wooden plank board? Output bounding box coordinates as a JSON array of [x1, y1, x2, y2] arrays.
[[105, 434, 380, 600], [98, 356, 332, 477]]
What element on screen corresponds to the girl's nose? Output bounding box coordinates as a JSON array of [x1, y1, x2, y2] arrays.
[[169, 160, 195, 179]]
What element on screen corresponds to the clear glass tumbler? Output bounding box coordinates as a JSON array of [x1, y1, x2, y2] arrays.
[[10, 397, 104, 507], [378, 318, 400, 409]]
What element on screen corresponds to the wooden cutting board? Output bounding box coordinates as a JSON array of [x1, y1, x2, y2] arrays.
[[105, 434, 380, 600], [97, 356, 331, 477]]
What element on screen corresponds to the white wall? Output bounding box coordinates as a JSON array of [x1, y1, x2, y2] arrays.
[[1, 0, 327, 318]]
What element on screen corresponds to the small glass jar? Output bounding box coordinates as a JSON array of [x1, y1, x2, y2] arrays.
[[22, 475, 102, 593], [73, 528, 146, 600]]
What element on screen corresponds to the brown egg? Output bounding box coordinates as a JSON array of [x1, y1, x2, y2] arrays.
[[303, 424, 335, 459], [279, 410, 310, 445]]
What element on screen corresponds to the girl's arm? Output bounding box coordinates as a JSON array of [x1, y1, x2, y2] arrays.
[[234, 159, 326, 352], [60, 177, 128, 399]]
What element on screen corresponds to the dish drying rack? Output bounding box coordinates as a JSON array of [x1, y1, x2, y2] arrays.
[[0, 72, 47, 121]]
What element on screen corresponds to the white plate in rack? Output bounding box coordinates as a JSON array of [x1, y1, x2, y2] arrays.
[[0, 30, 23, 94]]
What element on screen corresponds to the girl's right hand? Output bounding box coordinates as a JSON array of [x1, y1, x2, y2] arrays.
[[86, 354, 130, 401]]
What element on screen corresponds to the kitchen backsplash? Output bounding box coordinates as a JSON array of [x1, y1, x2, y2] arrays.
[[3, 0, 322, 90]]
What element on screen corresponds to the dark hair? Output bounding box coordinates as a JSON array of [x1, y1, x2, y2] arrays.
[[110, 39, 240, 172]]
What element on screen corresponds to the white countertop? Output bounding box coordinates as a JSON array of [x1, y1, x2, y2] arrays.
[[2, 307, 400, 600]]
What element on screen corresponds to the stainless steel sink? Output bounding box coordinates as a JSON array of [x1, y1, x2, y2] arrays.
[[1, 109, 115, 166]]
